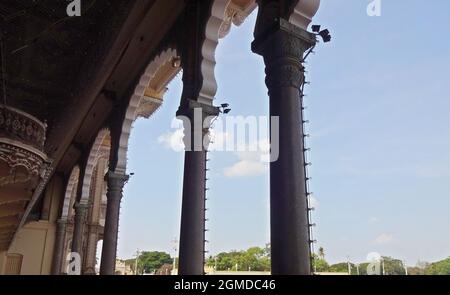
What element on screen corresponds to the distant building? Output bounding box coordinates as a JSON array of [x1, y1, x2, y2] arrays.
[[115, 260, 133, 275]]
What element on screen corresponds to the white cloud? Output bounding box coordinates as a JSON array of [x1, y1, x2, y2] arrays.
[[224, 159, 266, 178], [309, 197, 319, 209], [157, 128, 184, 152], [374, 233, 393, 245], [369, 217, 380, 224], [223, 139, 270, 178]]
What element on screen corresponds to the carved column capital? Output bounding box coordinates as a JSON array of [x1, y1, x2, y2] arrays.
[[105, 171, 128, 200], [252, 19, 316, 89], [74, 202, 89, 215], [176, 99, 220, 118]]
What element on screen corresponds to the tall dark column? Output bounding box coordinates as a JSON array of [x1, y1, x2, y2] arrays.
[[71, 202, 89, 257], [252, 19, 316, 275], [176, 100, 219, 275], [100, 171, 129, 275], [51, 219, 67, 275]]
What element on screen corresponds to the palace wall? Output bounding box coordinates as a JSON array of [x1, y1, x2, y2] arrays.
[[0, 176, 62, 275]]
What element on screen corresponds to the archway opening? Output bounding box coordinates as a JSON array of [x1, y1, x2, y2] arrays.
[[205, 6, 271, 273], [117, 70, 184, 274]]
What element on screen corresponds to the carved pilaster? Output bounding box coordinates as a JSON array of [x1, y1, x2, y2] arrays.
[[83, 223, 102, 275], [71, 202, 89, 257]]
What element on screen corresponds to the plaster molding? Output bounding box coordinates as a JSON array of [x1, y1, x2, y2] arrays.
[[199, 0, 231, 105], [80, 129, 109, 204], [200, 0, 256, 105], [218, 1, 257, 38], [61, 166, 80, 220], [289, 0, 320, 30]]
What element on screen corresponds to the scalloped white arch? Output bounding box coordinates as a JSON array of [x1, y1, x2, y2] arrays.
[[199, 0, 256, 105], [289, 0, 320, 29], [61, 165, 80, 220], [115, 48, 179, 174], [80, 128, 110, 204]]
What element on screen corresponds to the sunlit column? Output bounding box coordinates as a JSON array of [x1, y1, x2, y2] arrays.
[[177, 100, 219, 275], [252, 19, 316, 275]]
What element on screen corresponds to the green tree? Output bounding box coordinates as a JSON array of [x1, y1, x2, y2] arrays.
[[358, 263, 370, 275], [136, 251, 172, 274], [424, 257, 450, 275], [329, 262, 354, 274], [382, 256, 406, 275], [211, 246, 271, 272], [312, 253, 329, 272]]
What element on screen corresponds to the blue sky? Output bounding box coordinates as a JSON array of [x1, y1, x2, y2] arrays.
[[116, 0, 450, 266]]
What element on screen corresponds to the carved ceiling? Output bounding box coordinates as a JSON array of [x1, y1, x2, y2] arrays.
[[1, 0, 133, 142], [0, 0, 136, 252]]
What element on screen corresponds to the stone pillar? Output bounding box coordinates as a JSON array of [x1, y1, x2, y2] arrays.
[[176, 100, 219, 275], [71, 202, 89, 257], [83, 224, 99, 275], [51, 219, 67, 275], [252, 19, 316, 275], [84, 158, 106, 274], [100, 171, 128, 275]]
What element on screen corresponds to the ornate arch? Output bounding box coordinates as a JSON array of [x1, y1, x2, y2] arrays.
[[199, 0, 257, 104], [115, 47, 180, 174], [80, 129, 110, 204], [60, 166, 80, 220]]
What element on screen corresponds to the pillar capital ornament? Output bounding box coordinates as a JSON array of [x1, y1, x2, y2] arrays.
[[74, 202, 90, 212], [176, 99, 220, 119], [73, 202, 90, 222], [105, 171, 129, 199], [252, 19, 316, 89]]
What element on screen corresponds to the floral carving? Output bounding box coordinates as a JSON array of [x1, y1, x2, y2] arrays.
[[0, 106, 46, 151]]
